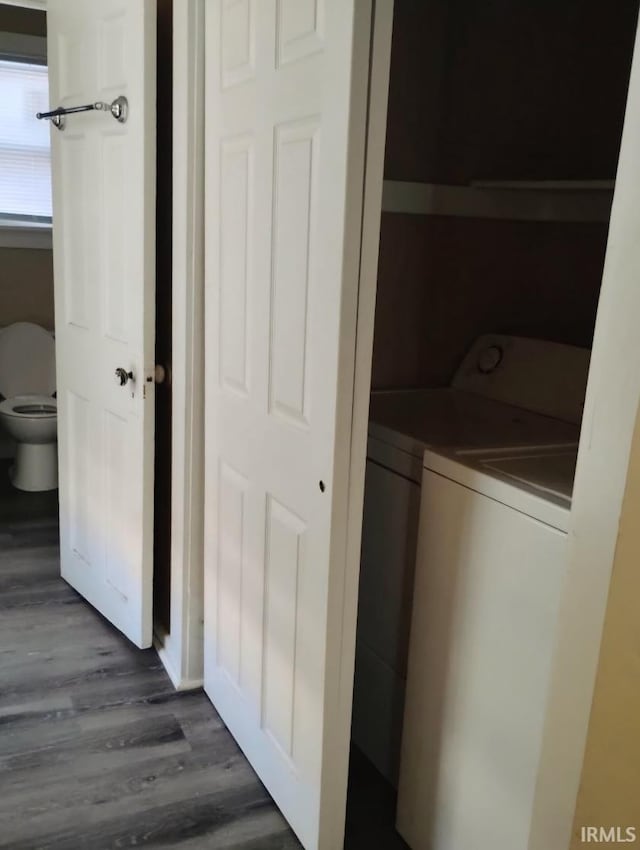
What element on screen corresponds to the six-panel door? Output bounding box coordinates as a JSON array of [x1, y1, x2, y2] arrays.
[[48, 0, 156, 648], [203, 1, 373, 847]]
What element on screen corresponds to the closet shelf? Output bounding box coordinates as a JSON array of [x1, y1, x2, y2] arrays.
[[382, 180, 614, 223]]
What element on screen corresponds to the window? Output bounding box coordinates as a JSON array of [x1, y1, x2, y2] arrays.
[[0, 58, 52, 226]]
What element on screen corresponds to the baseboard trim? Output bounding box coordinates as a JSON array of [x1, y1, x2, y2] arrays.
[[154, 638, 204, 692]]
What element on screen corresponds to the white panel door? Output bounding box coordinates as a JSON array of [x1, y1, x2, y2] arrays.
[[203, 1, 373, 847], [48, 0, 156, 648]]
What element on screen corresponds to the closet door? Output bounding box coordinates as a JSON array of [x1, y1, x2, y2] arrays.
[[203, 1, 374, 847]]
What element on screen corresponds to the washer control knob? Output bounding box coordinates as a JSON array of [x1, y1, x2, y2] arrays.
[[477, 345, 503, 374]]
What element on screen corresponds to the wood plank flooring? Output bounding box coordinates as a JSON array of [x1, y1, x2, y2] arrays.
[[0, 461, 406, 849]]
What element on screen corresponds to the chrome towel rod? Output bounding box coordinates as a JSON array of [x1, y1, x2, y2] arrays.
[[36, 95, 128, 130]]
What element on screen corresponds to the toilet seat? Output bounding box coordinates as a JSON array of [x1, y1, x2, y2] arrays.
[[0, 395, 57, 419]]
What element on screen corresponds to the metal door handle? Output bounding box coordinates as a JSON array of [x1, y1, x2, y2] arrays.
[[115, 367, 134, 387]]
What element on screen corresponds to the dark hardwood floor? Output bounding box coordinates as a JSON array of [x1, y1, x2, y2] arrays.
[[0, 460, 406, 849]]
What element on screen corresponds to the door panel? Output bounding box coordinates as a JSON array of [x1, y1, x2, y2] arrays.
[[203, 1, 373, 847], [48, 0, 156, 648]]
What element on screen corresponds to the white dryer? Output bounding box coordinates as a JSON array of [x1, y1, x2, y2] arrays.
[[396, 444, 577, 850], [352, 335, 589, 785]]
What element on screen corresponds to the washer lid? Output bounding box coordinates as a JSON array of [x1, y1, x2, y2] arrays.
[[0, 323, 56, 399], [422, 445, 576, 532], [479, 450, 577, 504], [368, 388, 580, 459]]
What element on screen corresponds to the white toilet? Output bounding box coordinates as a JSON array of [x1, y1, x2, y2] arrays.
[[0, 322, 58, 492]]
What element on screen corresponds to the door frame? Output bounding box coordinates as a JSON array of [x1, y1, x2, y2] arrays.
[[529, 22, 640, 849], [155, 0, 206, 689]]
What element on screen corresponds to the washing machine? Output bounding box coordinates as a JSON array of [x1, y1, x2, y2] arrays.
[[352, 335, 590, 785], [396, 443, 578, 850]]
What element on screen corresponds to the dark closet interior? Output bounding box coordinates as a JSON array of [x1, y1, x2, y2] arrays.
[[372, 0, 638, 391], [346, 2, 640, 847]]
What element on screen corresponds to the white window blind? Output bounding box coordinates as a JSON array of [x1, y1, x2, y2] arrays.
[[0, 59, 52, 223]]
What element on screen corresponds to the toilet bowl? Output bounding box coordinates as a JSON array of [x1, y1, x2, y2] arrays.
[[0, 323, 57, 492]]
